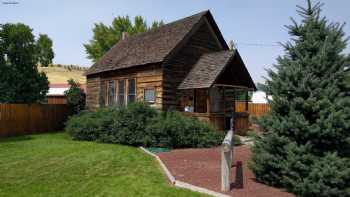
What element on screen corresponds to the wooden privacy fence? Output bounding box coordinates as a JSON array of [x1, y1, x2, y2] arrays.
[[47, 95, 67, 104], [235, 101, 270, 117], [0, 104, 70, 138], [233, 102, 270, 135]]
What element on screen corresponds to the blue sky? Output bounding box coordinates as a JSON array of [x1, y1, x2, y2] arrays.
[[1, 0, 349, 83]]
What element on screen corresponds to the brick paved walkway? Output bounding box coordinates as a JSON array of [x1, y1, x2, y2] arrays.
[[157, 145, 295, 197]]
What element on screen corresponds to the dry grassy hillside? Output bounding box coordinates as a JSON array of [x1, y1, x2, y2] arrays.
[[38, 65, 88, 84]]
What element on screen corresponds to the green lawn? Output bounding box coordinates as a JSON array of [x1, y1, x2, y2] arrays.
[[0, 133, 206, 197]]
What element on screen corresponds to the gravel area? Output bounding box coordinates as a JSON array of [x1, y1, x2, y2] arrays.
[[157, 145, 295, 197]]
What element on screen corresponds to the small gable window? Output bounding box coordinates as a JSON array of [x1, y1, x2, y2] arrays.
[[144, 88, 155, 103]]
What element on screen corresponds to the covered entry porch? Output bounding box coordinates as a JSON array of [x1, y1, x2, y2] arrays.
[[179, 86, 251, 133], [177, 50, 256, 133]]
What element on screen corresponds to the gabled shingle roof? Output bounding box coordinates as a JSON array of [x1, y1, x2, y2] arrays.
[[178, 51, 234, 89], [178, 50, 256, 90], [86, 11, 209, 75]]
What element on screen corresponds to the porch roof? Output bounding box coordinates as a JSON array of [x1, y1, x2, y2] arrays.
[[178, 50, 256, 90]]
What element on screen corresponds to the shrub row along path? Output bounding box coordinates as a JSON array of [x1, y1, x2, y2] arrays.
[[157, 145, 295, 197]]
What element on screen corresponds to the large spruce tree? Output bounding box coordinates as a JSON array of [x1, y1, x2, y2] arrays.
[[250, 1, 350, 197]]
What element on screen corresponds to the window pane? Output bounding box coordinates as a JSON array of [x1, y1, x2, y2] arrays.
[[128, 79, 136, 103], [144, 89, 155, 103], [108, 80, 115, 106], [99, 81, 106, 107], [118, 80, 125, 106], [118, 80, 125, 94], [128, 79, 135, 94], [128, 95, 135, 103]]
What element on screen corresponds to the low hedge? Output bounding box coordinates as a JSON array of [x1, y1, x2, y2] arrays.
[[65, 102, 226, 148], [145, 111, 224, 148], [65, 108, 115, 141], [99, 102, 158, 146]]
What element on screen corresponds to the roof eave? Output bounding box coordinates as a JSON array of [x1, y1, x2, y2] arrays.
[[85, 61, 164, 77]]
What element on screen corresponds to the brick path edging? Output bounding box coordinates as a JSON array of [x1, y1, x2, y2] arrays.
[[139, 147, 231, 197]]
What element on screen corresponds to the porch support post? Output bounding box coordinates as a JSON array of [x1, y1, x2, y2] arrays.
[[231, 90, 236, 131], [193, 89, 196, 112], [206, 89, 210, 114], [245, 91, 249, 112], [223, 87, 226, 130]]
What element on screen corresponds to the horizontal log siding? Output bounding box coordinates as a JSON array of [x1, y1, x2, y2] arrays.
[[86, 76, 100, 110], [162, 19, 223, 110], [87, 64, 163, 110]]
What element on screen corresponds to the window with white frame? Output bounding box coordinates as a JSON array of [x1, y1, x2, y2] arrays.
[[144, 88, 155, 103]]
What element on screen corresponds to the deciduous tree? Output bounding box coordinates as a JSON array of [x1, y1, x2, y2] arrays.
[[0, 23, 49, 103], [84, 16, 164, 62], [64, 79, 85, 114], [36, 34, 54, 67]]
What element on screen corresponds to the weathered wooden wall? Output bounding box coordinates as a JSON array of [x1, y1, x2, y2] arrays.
[[86, 64, 163, 110], [162, 18, 224, 110], [86, 76, 101, 110], [0, 104, 69, 138]]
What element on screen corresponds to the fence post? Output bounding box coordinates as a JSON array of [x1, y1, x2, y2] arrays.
[[221, 129, 234, 192]]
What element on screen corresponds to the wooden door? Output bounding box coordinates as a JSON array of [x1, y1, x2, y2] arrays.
[[195, 89, 207, 113]]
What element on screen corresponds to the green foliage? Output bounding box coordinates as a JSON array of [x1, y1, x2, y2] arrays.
[[65, 102, 223, 148], [233, 134, 242, 146], [250, 1, 350, 196], [36, 34, 54, 67], [84, 16, 164, 62], [234, 90, 252, 101], [99, 102, 158, 146], [151, 20, 165, 30], [65, 108, 115, 141], [64, 79, 86, 114], [0, 23, 49, 103], [145, 111, 224, 148]]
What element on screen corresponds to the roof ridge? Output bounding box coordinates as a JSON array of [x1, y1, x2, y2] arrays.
[[86, 10, 213, 75], [162, 10, 209, 27], [116, 10, 209, 44]]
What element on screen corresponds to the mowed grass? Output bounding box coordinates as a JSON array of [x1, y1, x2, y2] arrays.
[[0, 133, 206, 197]]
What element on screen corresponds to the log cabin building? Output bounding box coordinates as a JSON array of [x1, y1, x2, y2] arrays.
[[85, 10, 256, 132]]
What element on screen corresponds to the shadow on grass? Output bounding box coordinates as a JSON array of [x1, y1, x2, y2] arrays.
[[231, 161, 244, 189], [0, 135, 33, 143]]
